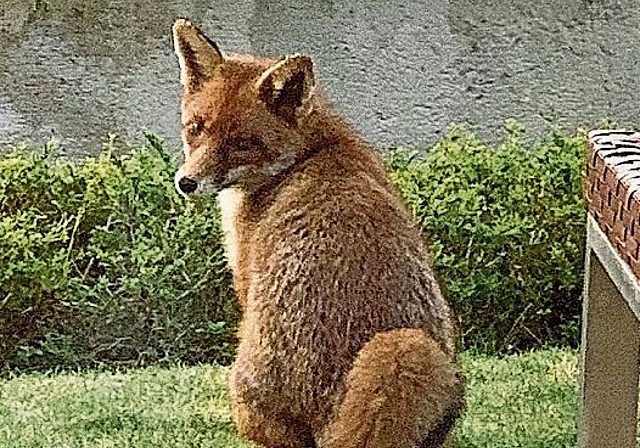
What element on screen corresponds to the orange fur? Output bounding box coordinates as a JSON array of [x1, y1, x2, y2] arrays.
[[172, 19, 464, 448], [319, 329, 464, 448]]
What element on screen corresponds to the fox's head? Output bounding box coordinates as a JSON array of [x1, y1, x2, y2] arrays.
[[172, 19, 317, 196]]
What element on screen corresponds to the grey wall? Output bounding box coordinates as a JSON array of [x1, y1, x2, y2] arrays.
[[0, 0, 639, 156]]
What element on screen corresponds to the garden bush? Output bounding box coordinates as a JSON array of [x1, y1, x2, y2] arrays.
[[0, 135, 238, 373], [388, 122, 588, 353], [0, 124, 588, 371]]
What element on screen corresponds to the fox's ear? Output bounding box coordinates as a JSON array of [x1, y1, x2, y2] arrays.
[[255, 54, 315, 124], [173, 19, 224, 91]]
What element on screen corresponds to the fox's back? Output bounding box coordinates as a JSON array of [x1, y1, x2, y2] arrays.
[[231, 141, 454, 418]]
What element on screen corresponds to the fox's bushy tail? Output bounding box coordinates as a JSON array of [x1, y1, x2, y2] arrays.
[[319, 328, 464, 448]]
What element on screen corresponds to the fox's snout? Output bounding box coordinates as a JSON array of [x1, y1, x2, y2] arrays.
[[176, 175, 198, 196], [174, 169, 228, 197]]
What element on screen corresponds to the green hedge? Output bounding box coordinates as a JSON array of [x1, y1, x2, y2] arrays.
[[388, 123, 587, 352], [0, 126, 588, 372], [0, 136, 238, 372]]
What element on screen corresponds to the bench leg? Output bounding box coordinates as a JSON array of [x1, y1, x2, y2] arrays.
[[578, 250, 640, 448]]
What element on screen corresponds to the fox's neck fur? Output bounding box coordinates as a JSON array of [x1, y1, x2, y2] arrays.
[[254, 92, 391, 208]]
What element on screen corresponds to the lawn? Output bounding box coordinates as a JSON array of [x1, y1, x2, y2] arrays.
[[0, 348, 578, 448]]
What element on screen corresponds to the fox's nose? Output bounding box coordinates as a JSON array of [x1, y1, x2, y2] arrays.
[[177, 176, 199, 195]]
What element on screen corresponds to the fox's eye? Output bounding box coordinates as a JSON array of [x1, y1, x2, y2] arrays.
[[184, 121, 204, 140]]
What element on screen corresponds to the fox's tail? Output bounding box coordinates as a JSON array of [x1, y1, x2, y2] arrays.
[[319, 328, 464, 448]]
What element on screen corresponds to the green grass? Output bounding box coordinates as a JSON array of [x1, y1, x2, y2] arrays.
[[455, 349, 578, 447], [0, 348, 578, 448]]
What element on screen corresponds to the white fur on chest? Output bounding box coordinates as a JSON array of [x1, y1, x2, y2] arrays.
[[217, 188, 245, 273]]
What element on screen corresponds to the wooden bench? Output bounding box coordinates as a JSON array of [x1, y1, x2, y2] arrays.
[[579, 130, 640, 447]]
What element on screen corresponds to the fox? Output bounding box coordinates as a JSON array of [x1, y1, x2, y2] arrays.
[[171, 19, 464, 448]]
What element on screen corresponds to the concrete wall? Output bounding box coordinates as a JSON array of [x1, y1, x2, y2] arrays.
[[0, 0, 638, 156]]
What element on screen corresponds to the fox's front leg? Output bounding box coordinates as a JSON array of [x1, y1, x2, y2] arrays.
[[229, 361, 316, 448]]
